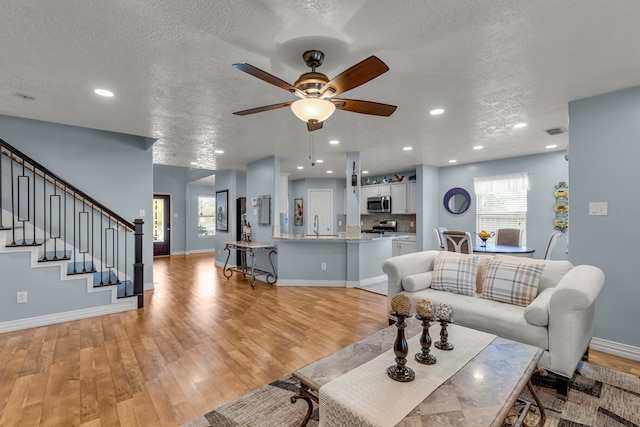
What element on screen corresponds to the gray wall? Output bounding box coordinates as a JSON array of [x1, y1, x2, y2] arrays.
[[213, 169, 238, 264], [436, 151, 569, 260], [153, 165, 188, 254], [569, 85, 640, 348], [186, 184, 215, 253], [416, 165, 440, 251], [0, 114, 153, 321], [290, 178, 346, 235]]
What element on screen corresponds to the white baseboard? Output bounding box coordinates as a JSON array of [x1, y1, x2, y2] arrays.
[[276, 279, 346, 287], [590, 337, 640, 361], [349, 275, 387, 288], [0, 300, 138, 334], [144, 281, 155, 290], [185, 249, 215, 255]]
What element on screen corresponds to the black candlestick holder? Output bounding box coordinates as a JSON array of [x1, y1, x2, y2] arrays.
[[387, 311, 415, 382], [414, 314, 437, 365], [434, 319, 454, 350]]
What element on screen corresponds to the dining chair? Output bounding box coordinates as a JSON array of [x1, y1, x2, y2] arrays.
[[433, 226, 448, 250], [442, 230, 473, 254], [495, 228, 522, 246], [544, 231, 563, 260]]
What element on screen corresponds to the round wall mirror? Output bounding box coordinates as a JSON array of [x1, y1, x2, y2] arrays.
[[443, 187, 471, 214]]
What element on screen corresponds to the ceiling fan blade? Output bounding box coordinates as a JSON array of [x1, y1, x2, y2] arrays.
[[332, 99, 397, 116], [233, 101, 293, 116], [319, 56, 389, 97], [307, 121, 323, 132], [232, 63, 303, 96]]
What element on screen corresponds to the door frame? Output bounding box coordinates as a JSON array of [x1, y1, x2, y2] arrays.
[[153, 193, 172, 256]]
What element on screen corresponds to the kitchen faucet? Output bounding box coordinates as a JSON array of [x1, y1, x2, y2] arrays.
[[314, 214, 319, 237]]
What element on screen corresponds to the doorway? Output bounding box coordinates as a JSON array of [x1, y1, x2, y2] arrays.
[[153, 194, 171, 256], [307, 189, 333, 236]]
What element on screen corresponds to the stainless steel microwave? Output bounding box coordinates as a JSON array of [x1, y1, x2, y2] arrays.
[[367, 196, 391, 213]]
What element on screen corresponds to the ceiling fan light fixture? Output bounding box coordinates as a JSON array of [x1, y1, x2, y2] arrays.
[[291, 98, 336, 123]]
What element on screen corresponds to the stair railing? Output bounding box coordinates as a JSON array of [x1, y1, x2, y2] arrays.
[[0, 137, 144, 308]]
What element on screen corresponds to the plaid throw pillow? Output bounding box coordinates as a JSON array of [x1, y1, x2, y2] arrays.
[[431, 254, 479, 296], [481, 259, 545, 307]]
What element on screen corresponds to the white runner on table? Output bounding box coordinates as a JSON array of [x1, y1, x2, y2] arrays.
[[319, 324, 496, 427]]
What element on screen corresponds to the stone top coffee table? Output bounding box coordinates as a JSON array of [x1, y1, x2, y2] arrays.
[[292, 319, 545, 427]]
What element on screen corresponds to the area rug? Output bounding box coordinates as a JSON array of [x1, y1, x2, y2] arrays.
[[355, 279, 388, 296], [183, 361, 639, 427]]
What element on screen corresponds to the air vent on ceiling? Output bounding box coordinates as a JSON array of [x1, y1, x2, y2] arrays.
[[545, 127, 567, 136]]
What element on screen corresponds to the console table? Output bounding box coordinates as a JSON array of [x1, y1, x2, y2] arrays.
[[222, 241, 277, 288]]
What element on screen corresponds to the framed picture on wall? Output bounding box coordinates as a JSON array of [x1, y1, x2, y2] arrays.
[[294, 198, 303, 226], [216, 190, 228, 231]]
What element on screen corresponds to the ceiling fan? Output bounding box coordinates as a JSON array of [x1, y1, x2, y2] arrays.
[[232, 50, 397, 132]]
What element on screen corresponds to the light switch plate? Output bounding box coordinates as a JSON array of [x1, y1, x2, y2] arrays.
[[589, 202, 608, 216]]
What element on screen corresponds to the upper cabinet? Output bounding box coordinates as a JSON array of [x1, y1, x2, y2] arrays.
[[360, 184, 391, 214], [391, 182, 416, 214]]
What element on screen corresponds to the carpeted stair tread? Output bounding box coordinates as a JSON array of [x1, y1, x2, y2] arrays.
[[38, 251, 71, 262], [67, 261, 96, 275]]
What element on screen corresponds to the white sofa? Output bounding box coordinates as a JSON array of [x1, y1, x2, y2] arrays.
[[382, 250, 605, 390]]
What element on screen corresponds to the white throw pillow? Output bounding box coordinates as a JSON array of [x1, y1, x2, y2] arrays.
[[481, 258, 545, 307], [523, 288, 555, 326], [430, 253, 479, 296], [437, 251, 492, 293], [402, 272, 433, 292]]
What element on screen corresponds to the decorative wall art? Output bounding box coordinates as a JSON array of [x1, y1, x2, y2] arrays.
[[554, 182, 568, 231], [216, 190, 228, 231], [294, 198, 303, 226]]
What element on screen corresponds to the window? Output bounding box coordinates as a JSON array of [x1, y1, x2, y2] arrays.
[[198, 195, 216, 237], [474, 173, 528, 244]]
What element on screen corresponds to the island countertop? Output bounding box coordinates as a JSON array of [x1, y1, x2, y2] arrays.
[[272, 233, 410, 242]]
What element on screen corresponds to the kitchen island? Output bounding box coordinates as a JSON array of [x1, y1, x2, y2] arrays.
[[273, 233, 408, 288]]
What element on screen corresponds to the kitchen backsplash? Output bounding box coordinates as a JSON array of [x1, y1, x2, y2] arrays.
[[362, 213, 417, 233]]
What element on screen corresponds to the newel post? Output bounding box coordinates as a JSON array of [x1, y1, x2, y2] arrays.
[[134, 218, 144, 308]]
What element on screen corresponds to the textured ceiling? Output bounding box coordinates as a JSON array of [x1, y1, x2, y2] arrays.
[[1, 1, 640, 180]]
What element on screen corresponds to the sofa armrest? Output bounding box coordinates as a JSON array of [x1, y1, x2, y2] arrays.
[[547, 264, 605, 377], [382, 250, 439, 305]]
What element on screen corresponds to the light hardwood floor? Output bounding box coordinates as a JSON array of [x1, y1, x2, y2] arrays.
[[0, 253, 638, 426]]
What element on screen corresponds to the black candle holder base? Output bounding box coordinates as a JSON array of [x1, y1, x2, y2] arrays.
[[434, 320, 454, 351], [387, 364, 415, 382], [414, 314, 437, 365]]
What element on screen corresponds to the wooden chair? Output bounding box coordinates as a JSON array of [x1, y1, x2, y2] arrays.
[[495, 228, 522, 246], [442, 230, 473, 254], [433, 226, 447, 250], [544, 231, 563, 260]]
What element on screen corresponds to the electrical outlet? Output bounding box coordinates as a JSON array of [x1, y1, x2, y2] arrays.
[[321, 262, 327, 270], [17, 291, 27, 304]]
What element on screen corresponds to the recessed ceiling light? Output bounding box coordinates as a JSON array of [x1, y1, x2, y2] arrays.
[[297, 166, 304, 170], [316, 159, 324, 163], [94, 89, 114, 97], [362, 170, 369, 174], [545, 144, 558, 149], [473, 145, 484, 150], [214, 149, 224, 154], [329, 140, 339, 145], [190, 162, 198, 166], [430, 108, 445, 115], [448, 159, 457, 163], [326, 170, 333, 174], [513, 122, 527, 129], [403, 146, 413, 151]]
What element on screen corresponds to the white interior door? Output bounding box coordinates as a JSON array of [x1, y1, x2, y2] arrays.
[[307, 189, 333, 235]]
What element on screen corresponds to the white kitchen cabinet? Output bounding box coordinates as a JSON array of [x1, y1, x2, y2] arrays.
[[360, 184, 391, 214], [406, 182, 416, 214], [390, 182, 417, 214], [392, 236, 417, 257]]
